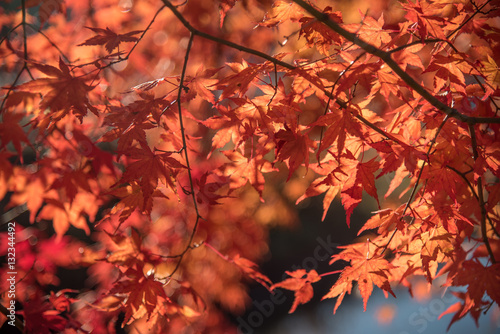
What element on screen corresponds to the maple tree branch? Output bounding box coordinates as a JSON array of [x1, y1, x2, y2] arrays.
[[21, 0, 28, 62], [291, 0, 500, 125], [160, 0, 294, 70], [468, 124, 496, 264], [445, 166, 479, 201], [160, 0, 415, 152], [489, 214, 500, 238], [354, 113, 407, 147], [164, 32, 205, 278]]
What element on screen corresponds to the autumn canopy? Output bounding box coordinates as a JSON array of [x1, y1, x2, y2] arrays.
[[0, 0, 499, 333]]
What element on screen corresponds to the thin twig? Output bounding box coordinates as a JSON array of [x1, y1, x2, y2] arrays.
[[445, 165, 479, 201], [468, 123, 496, 264], [22, 0, 28, 62], [446, 0, 493, 39], [381, 115, 450, 253], [0, 23, 21, 47], [0, 66, 27, 111], [27, 23, 71, 63], [164, 32, 205, 278], [388, 38, 444, 54], [160, 0, 294, 70], [317, 52, 366, 159], [266, 63, 279, 107], [125, 5, 166, 60]]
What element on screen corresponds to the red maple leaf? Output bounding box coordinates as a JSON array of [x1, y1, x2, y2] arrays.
[[275, 126, 314, 180], [110, 265, 169, 326], [119, 143, 184, 201], [15, 58, 97, 126], [78, 27, 142, 53], [108, 181, 167, 222], [195, 172, 228, 206], [20, 291, 81, 334], [438, 291, 490, 330], [0, 111, 31, 158], [451, 260, 500, 308]]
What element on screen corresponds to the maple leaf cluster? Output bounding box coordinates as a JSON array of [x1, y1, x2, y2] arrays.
[[1, 0, 500, 332]]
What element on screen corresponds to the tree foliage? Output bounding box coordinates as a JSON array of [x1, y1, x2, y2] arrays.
[[1, 0, 499, 332]]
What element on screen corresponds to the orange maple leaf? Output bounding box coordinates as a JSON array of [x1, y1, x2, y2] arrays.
[[232, 254, 272, 290], [259, 0, 304, 28], [345, 14, 392, 48], [186, 66, 221, 104], [271, 269, 321, 313], [221, 150, 275, 197], [324, 241, 395, 313], [37, 198, 90, 240], [311, 107, 363, 159], [341, 156, 380, 227], [299, 8, 343, 55]]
